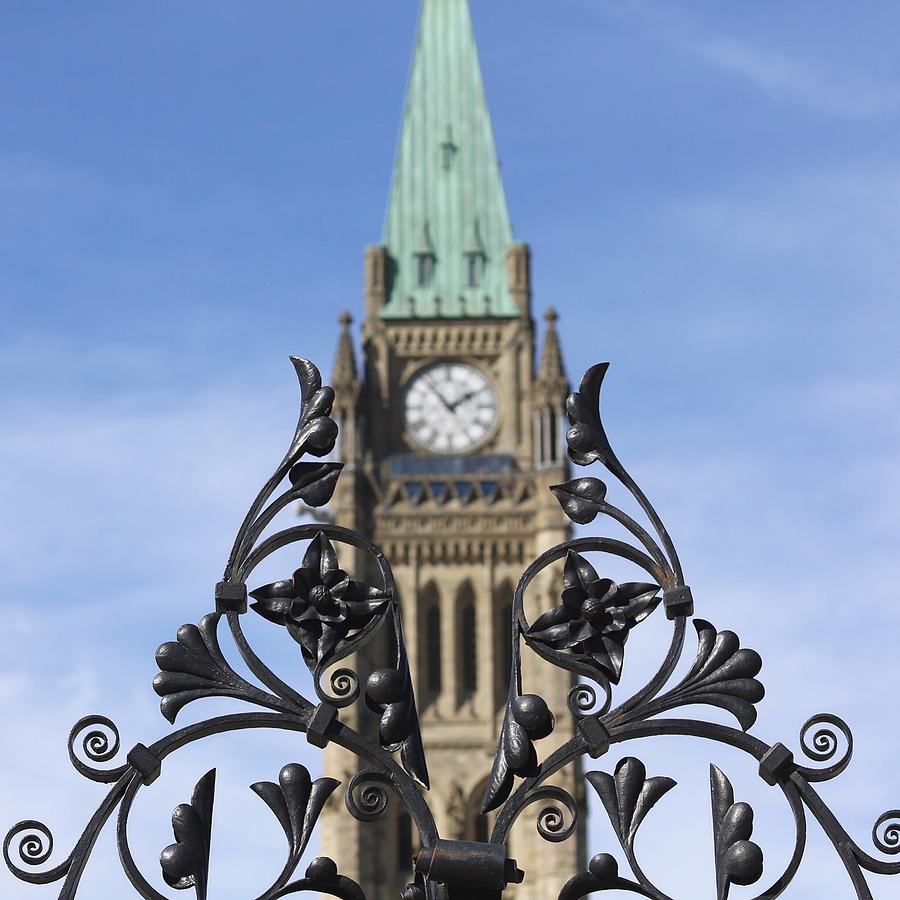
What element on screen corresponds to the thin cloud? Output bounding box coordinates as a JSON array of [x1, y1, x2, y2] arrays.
[[664, 162, 900, 293], [590, 0, 900, 120], [681, 32, 898, 120]]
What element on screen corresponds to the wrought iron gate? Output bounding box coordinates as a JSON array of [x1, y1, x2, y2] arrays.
[[4, 359, 898, 898]]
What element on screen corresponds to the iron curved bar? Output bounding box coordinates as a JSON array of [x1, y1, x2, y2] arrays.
[[270, 876, 366, 899], [2, 821, 70, 885], [793, 778, 900, 878], [147, 712, 438, 848], [606, 459, 684, 587], [225, 462, 292, 581], [232, 481, 312, 571], [3, 773, 133, 896], [226, 611, 314, 713], [622, 852, 675, 900], [748, 781, 807, 900], [116, 773, 169, 900], [793, 713, 854, 782], [237, 524, 397, 590], [560, 873, 655, 899], [603, 616, 687, 726], [516, 536, 671, 594], [592, 501, 674, 581], [495, 784, 581, 846], [66, 715, 132, 783]]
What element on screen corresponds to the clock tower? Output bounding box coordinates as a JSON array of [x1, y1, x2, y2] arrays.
[[322, 1, 585, 896]]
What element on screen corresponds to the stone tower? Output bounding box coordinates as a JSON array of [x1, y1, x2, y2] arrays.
[[321, 2, 585, 896]]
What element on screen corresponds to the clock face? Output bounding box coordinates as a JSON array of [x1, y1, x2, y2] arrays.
[[404, 362, 498, 454]]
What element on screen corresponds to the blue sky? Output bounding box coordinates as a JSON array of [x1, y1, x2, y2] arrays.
[[2, 1, 899, 897]]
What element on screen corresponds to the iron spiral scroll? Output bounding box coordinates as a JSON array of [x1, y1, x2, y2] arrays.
[[4, 358, 898, 899]]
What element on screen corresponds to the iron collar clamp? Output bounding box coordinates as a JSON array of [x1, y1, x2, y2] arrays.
[[415, 840, 524, 894]]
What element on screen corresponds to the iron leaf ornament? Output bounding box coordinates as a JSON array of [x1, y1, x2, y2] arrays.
[[576, 757, 676, 898], [160, 770, 216, 899], [483, 692, 555, 813], [250, 763, 341, 893], [549, 476, 608, 525], [153, 613, 303, 723], [630, 620, 766, 732], [588, 757, 677, 851], [4, 358, 899, 900], [710, 765, 764, 900], [287, 356, 340, 461], [565, 362, 618, 469], [365, 661, 430, 790]]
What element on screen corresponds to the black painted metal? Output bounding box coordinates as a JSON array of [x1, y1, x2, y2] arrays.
[[4, 358, 898, 898]]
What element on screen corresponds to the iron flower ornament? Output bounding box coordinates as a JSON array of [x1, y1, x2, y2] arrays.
[[4, 357, 899, 900], [525, 551, 660, 684], [251, 532, 389, 669]]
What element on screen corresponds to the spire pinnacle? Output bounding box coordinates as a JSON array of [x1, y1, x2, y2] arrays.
[[538, 306, 567, 389], [380, 0, 518, 320], [332, 311, 358, 389]]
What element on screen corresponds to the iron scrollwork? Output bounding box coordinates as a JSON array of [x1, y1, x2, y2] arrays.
[[4, 358, 898, 899]]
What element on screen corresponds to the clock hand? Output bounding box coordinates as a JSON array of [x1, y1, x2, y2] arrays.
[[425, 375, 455, 413], [449, 388, 482, 412]]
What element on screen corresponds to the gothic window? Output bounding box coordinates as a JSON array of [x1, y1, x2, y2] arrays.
[[548, 406, 559, 462], [461, 605, 477, 694], [458, 582, 477, 700], [425, 603, 442, 694], [534, 407, 562, 467], [417, 253, 435, 287], [466, 252, 484, 287], [498, 600, 513, 707], [418, 583, 441, 707], [493, 579, 514, 709]]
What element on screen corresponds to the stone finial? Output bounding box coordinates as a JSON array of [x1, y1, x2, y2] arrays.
[[332, 310, 358, 389], [537, 306, 566, 387]]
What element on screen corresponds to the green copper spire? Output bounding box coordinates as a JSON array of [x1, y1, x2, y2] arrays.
[[380, 0, 518, 319]]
